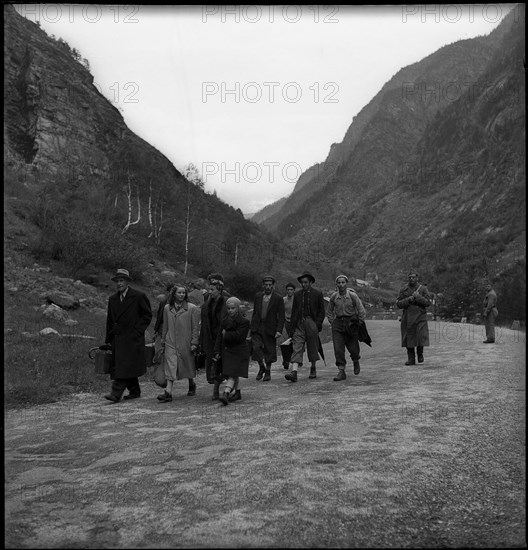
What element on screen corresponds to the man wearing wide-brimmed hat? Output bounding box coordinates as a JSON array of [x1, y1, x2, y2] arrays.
[[249, 275, 285, 381], [396, 268, 432, 365], [103, 268, 152, 402], [285, 270, 326, 382]]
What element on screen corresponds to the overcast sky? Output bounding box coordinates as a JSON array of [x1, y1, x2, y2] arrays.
[[17, 4, 515, 214]]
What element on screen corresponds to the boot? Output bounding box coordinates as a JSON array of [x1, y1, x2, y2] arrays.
[[333, 369, 346, 381], [229, 389, 241, 402], [283, 361, 289, 370], [417, 346, 424, 363], [157, 391, 172, 402], [219, 391, 230, 406], [263, 364, 271, 382], [187, 380, 196, 396], [212, 380, 220, 401], [309, 366, 317, 379], [285, 370, 297, 382], [353, 361, 360, 375], [405, 348, 416, 366], [256, 363, 265, 381]]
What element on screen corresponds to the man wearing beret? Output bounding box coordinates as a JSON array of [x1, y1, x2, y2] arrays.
[[104, 268, 153, 402], [327, 275, 366, 380], [199, 272, 230, 400], [396, 268, 432, 365], [250, 275, 285, 381], [285, 271, 326, 382]]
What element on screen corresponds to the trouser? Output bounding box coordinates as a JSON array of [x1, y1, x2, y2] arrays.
[[406, 346, 424, 359], [485, 310, 497, 341], [291, 317, 319, 364], [251, 322, 277, 365], [332, 317, 360, 369], [110, 377, 140, 398]]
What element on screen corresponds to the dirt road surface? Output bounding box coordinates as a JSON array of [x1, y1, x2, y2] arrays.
[[5, 321, 526, 548]]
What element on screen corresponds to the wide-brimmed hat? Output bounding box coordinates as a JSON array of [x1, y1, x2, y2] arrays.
[[262, 275, 276, 284], [297, 271, 315, 284], [111, 268, 132, 281]]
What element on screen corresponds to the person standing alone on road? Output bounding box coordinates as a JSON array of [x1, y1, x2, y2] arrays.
[[396, 268, 432, 365], [104, 268, 152, 403], [250, 275, 285, 382], [327, 275, 366, 381], [482, 280, 498, 343]]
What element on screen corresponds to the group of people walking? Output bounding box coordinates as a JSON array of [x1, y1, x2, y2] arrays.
[[101, 266, 498, 405]]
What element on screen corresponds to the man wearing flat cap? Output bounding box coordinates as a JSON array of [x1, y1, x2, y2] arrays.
[[285, 270, 326, 382], [396, 268, 432, 365], [104, 268, 153, 402], [250, 275, 285, 381]]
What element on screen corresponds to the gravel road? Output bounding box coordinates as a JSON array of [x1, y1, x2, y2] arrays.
[[5, 320, 526, 548]]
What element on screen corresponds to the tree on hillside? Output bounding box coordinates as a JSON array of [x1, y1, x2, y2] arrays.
[[182, 163, 205, 274]]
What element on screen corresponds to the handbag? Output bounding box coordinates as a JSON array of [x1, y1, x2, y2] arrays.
[[152, 352, 167, 388], [144, 343, 156, 367], [88, 347, 112, 375]]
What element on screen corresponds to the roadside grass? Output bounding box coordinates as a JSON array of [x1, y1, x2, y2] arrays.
[[5, 290, 129, 409]]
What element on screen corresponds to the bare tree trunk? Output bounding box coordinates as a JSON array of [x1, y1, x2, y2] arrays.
[[122, 170, 132, 233], [147, 180, 153, 238]]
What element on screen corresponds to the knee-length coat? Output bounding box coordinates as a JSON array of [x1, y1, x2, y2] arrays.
[[162, 301, 200, 380], [105, 286, 153, 379], [214, 313, 250, 378], [396, 284, 431, 348]]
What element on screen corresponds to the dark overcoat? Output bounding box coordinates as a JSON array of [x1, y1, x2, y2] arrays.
[[396, 284, 431, 348], [105, 286, 153, 379], [250, 291, 285, 335], [199, 292, 229, 359], [214, 313, 250, 378], [289, 287, 326, 336]]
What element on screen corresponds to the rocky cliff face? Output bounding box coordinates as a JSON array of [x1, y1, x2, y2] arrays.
[[4, 5, 274, 277]]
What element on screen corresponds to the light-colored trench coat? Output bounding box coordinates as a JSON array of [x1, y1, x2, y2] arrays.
[[162, 301, 200, 380]]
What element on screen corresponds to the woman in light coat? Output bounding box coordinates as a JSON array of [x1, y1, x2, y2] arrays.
[[158, 284, 200, 402]]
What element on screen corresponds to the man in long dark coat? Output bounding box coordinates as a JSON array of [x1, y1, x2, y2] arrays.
[[396, 268, 432, 365], [104, 268, 152, 402], [285, 270, 326, 382], [250, 275, 285, 381], [199, 272, 229, 400]]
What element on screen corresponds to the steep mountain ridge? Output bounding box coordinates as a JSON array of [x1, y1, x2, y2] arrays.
[[4, 5, 276, 280]]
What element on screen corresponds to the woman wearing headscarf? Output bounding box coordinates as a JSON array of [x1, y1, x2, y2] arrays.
[[157, 283, 200, 402], [396, 268, 432, 365], [213, 296, 250, 405]]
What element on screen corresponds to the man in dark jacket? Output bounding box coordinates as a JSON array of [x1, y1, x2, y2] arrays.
[[250, 275, 285, 381], [104, 268, 152, 402], [482, 280, 498, 343], [199, 272, 229, 400], [285, 271, 325, 382]]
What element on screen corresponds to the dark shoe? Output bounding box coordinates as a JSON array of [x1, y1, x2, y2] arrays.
[[483, 340, 495, 344], [417, 354, 424, 363], [187, 382, 196, 396], [405, 350, 416, 366], [256, 364, 265, 381], [333, 370, 346, 381], [219, 392, 230, 406], [353, 362, 360, 375], [158, 391, 172, 402], [283, 362, 289, 370], [405, 359, 416, 365], [263, 369, 271, 382], [123, 394, 140, 400], [104, 394, 120, 403], [285, 371, 297, 382], [229, 390, 241, 402], [157, 391, 169, 401], [309, 366, 317, 379]]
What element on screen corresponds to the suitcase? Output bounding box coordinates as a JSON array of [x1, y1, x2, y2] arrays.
[[88, 348, 112, 374]]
